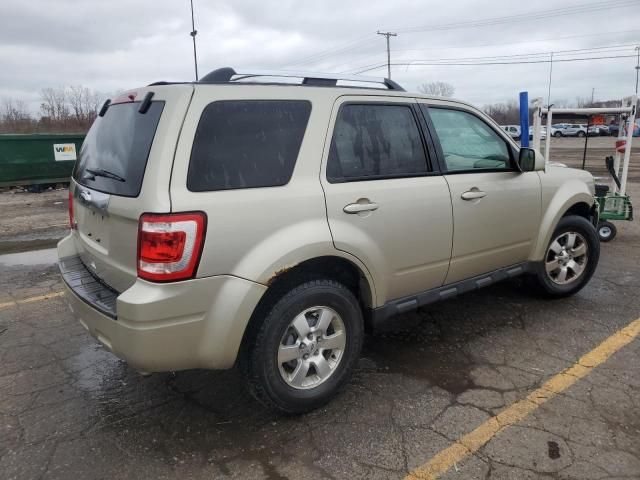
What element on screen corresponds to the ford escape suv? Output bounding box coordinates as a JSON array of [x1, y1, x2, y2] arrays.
[[58, 67, 600, 414]]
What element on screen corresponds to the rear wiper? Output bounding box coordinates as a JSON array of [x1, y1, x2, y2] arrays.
[[85, 168, 126, 182]]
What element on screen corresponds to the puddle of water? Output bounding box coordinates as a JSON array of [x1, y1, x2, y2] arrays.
[[0, 247, 58, 267]]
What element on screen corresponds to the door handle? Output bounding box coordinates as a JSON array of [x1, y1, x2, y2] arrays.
[[343, 201, 379, 214], [461, 190, 486, 201]]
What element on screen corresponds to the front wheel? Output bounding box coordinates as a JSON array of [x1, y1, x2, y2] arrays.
[[597, 221, 617, 242], [577, 131, 586, 137], [243, 279, 364, 414], [530, 215, 600, 297], [554, 131, 562, 137]]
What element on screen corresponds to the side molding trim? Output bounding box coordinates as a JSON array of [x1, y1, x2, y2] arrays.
[[371, 262, 533, 328]]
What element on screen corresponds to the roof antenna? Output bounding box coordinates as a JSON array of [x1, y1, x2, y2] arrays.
[[189, 0, 199, 81]]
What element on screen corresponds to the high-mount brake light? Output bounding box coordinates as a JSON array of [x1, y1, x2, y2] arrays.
[[137, 212, 206, 282]]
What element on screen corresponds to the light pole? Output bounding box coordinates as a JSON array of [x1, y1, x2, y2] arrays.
[[635, 46, 639, 94], [190, 0, 199, 81], [547, 52, 554, 108]]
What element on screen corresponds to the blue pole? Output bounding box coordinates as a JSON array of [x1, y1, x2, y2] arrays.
[[519, 91, 529, 147]]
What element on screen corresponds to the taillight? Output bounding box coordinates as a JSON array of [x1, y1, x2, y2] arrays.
[[68, 189, 75, 229], [137, 212, 206, 282]]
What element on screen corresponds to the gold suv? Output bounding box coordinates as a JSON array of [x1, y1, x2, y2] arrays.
[[58, 68, 600, 413]]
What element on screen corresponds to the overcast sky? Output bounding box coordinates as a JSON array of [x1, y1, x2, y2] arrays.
[[2, 0, 639, 112]]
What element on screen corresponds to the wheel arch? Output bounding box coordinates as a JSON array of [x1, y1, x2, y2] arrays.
[[530, 188, 596, 262], [238, 255, 376, 361]]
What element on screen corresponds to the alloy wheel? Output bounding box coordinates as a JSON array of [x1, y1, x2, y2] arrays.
[[545, 231, 589, 285], [277, 306, 346, 390]]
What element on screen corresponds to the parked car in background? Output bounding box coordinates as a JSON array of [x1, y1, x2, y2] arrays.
[[588, 125, 607, 136], [528, 126, 546, 140], [608, 124, 620, 136], [501, 125, 521, 140], [551, 123, 570, 137], [595, 124, 609, 136], [562, 124, 588, 137]]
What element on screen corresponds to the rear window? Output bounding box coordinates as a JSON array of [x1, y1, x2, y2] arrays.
[[73, 101, 164, 197], [187, 100, 311, 192]]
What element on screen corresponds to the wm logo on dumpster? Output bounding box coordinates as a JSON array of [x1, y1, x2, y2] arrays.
[[53, 143, 77, 161]]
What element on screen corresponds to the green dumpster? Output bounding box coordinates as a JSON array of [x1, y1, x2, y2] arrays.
[[0, 133, 85, 190]]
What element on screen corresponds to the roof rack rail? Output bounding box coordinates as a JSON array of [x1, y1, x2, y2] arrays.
[[198, 67, 405, 91]]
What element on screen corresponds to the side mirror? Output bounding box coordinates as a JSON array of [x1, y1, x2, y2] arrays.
[[518, 148, 545, 172]]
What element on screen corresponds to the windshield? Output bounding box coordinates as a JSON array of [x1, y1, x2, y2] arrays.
[[73, 101, 164, 197]]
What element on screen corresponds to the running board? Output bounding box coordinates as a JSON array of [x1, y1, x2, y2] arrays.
[[370, 262, 533, 328]]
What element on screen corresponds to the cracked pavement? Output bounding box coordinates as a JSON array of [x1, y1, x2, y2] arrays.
[[1, 175, 639, 480]]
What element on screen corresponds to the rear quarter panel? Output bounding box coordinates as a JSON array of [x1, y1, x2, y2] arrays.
[[170, 86, 374, 292]]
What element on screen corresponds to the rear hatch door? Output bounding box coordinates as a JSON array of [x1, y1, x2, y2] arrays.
[[70, 85, 193, 293]]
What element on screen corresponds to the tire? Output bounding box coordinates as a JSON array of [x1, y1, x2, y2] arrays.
[[242, 278, 364, 414], [554, 131, 562, 137], [597, 221, 617, 242], [577, 131, 586, 137], [530, 215, 600, 298]]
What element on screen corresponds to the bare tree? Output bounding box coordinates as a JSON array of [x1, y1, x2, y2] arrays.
[[0, 98, 33, 133], [40, 86, 69, 123], [483, 99, 519, 125], [418, 81, 455, 97]]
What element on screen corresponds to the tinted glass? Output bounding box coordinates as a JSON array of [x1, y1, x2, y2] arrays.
[[427, 107, 512, 172], [327, 104, 428, 182], [187, 100, 311, 191], [74, 101, 164, 197]]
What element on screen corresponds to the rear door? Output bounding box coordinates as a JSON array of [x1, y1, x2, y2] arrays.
[[321, 96, 453, 305], [70, 85, 193, 292], [419, 101, 541, 284]]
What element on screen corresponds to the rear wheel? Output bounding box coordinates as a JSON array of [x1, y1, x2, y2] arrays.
[[597, 221, 617, 242], [530, 215, 599, 297], [243, 279, 364, 414]]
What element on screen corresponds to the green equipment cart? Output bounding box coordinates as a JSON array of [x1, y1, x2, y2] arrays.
[[0, 133, 85, 192], [532, 95, 637, 242]]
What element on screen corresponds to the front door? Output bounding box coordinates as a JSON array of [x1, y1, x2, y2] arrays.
[[321, 97, 453, 305], [420, 103, 541, 284]]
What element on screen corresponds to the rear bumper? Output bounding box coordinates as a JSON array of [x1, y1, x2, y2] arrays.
[[57, 235, 267, 372]]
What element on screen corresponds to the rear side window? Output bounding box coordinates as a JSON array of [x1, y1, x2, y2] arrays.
[[187, 100, 311, 192], [327, 104, 429, 183], [74, 101, 164, 197]]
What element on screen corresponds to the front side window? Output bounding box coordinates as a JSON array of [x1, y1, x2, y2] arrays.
[[327, 104, 429, 182], [426, 107, 512, 172], [188, 100, 311, 192]]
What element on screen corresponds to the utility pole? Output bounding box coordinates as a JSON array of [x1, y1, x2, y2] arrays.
[[377, 31, 397, 79], [635, 46, 639, 94], [190, 0, 199, 81], [591, 87, 595, 104]]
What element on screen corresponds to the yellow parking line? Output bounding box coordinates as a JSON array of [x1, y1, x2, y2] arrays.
[[0, 291, 65, 310], [406, 316, 640, 480]]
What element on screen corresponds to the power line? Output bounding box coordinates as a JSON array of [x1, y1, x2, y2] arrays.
[[397, 44, 640, 63], [345, 44, 640, 74], [334, 32, 640, 73], [282, 0, 640, 72], [386, 0, 639, 33], [352, 54, 638, 74], [282, 35, 375, 68]]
